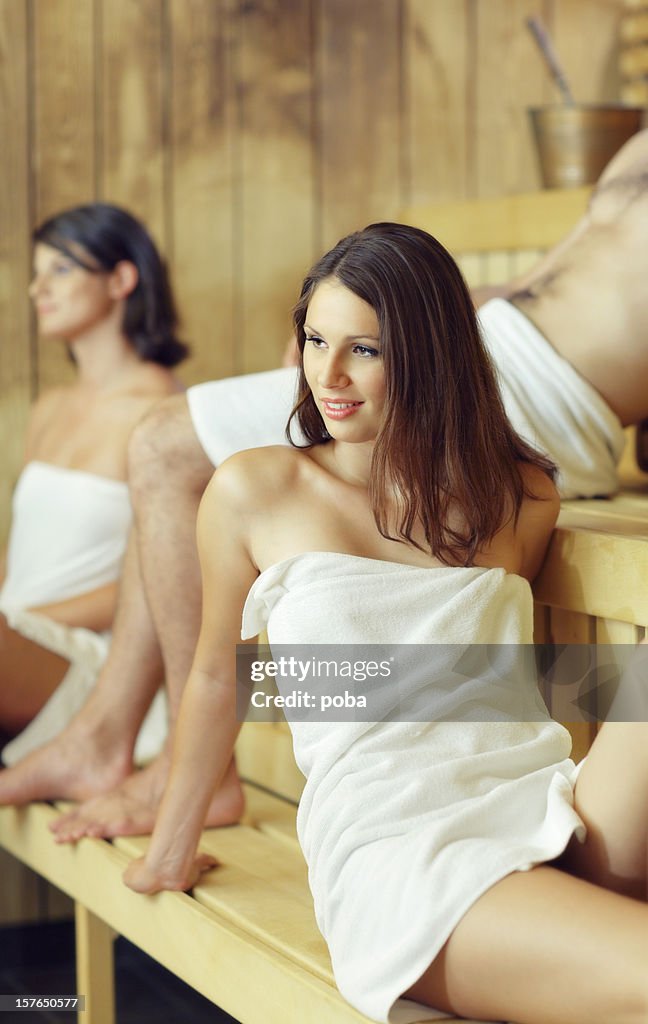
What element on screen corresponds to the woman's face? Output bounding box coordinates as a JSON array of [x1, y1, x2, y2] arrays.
[[302, 278, 386, 444], [29, 242, 115, 341]]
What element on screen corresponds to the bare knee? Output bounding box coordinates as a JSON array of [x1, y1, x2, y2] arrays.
[[128, 394, 214, 500]]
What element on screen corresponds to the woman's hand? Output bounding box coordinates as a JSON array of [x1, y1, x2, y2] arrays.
[[123, 853, 218, 895]]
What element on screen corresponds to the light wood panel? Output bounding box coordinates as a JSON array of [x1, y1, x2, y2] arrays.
[[99, 0, 167, 243], [399, 185, 592, 252], [0, 0, 634, 938], [318, 0, 403, 248], [553, 0, 624, 102], [0, 0, 628, 538], [473, 0, 555, 197], [404, 0, 469, 204], [0, 0, 32, 544], [32, 0, 96, 390], [0, 802, 378, 1024], [169, 0, 237, 383], [236, 0, 315, 373]]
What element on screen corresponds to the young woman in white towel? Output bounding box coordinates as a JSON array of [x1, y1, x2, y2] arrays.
[[0, 204, 185, 741], [121, 222, 645, 1024]]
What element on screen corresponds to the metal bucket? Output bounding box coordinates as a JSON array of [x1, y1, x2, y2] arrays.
[[529, 105, 644, 188]]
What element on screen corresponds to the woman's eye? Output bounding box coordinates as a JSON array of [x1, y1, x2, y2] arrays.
[[353, 344, 380, 358], [305, 335, 326, 348]]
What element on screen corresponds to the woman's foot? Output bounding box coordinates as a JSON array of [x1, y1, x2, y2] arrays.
[[0, 717, 133, 806], [49, 755, 244, 841]]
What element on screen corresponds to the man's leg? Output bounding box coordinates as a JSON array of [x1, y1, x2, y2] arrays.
[[51, 394, 244, 840]]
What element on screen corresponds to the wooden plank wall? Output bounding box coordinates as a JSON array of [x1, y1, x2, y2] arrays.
[[0, 0, 626, 543]]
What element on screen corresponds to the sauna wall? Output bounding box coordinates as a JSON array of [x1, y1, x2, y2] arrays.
[[0, 0, 626, 542]]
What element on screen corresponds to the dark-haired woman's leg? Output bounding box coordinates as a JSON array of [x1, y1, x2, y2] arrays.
[[0, 614, 69, 734], [406, 723, 648, 1024]]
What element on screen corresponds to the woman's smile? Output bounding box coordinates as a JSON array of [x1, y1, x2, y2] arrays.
[[320, 399, 364, 420]]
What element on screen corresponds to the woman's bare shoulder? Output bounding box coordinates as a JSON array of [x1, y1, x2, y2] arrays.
[[204, 445, 307, 511]]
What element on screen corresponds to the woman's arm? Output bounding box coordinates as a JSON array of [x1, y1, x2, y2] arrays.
[[29, 582, 118, 632], [123, 460, 260, 893]]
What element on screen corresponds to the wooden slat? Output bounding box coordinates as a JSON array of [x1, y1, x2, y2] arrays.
[[0, 0, 32, 547], [404, 0, 468, 204], [113, 826, 329, 980], [237, 0, 314, 373], [318, 0, 403, 248], [473, 0, 554, 197], [399, 186, 591, 253], [456, 253, 484, 289], [242, 787, 299, 849], [75, 903, 116, 1024], [237, 721, 305, 803], [32, 0, 96, 390], [169, 0, 237, 384], [99, 0, 166, 243], [481, 251, 510, 286], [533, 519, 648, 624], [553, 0, 626, 103]]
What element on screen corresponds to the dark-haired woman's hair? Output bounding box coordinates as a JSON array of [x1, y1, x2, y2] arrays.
[[34, 203, 189, 367], [287, 222, 556, 566]]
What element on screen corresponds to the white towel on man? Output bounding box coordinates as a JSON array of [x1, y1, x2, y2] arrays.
[[477, 298, 625, 498]]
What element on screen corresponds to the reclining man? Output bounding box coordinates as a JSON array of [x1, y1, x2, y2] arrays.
[[1, 128, 647, 840]]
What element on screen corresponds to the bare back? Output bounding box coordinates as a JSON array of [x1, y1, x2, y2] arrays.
[[505, 130, 648, 426]]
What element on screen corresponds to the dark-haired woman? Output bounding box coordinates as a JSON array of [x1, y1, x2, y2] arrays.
[[0, 203, 187, 755], [124, 222, 646, 1024]]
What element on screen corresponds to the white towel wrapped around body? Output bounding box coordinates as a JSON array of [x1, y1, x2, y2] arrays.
[[242, 552, 584, 1024], [1, 462, 166, 767]]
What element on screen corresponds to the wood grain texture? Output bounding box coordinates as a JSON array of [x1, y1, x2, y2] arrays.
[[236, 0, 315, 373], [32, 0, 96, 390], [169, 0, 237, 383], [99, 0, 167, 242], [0, 0, 32, 545], [473, 0, 556, 197], [404, 0, 469, 204], [318, 0, 403, 247], [0, 802, 378, 1024], [552, 0, 624, 103]]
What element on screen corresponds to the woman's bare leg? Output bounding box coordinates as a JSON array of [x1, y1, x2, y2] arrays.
[[0, 536, 164, 804], [51, 395, 243, 841], [559, 723, 648, 901], [407, 867, 647, 1024], [406, 723, 648, 1023], [0, 614, 69, 734]]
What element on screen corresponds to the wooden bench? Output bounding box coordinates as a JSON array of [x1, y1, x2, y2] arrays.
[[2, 186, 648, 1022], [0, 778, 484, 1024]]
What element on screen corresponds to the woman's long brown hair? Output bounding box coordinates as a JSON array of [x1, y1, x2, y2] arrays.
[[287, 222, 556, 566]]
